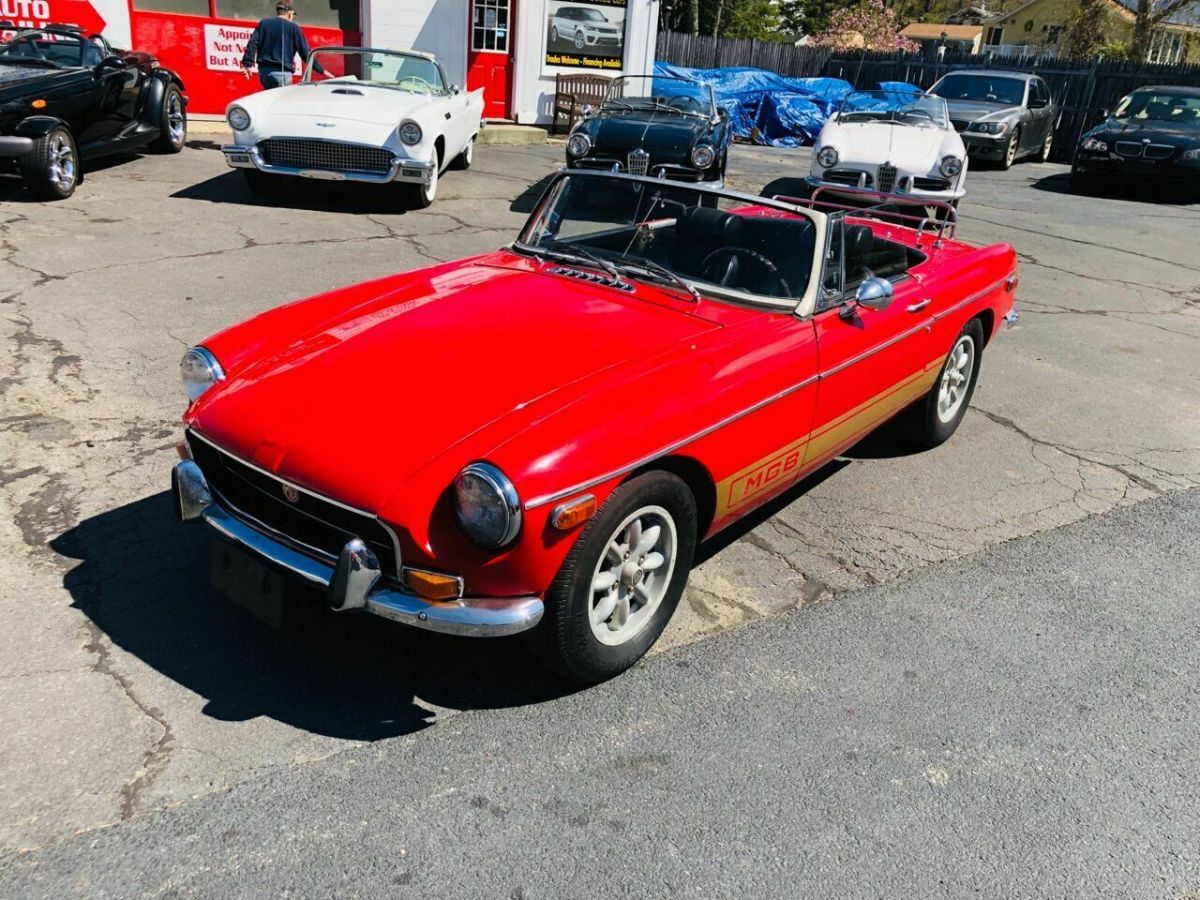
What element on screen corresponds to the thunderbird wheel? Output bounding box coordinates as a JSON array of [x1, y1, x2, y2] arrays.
[[524, 471, 696, 683], [408, 158, 439, 208], [903, 318, 984, 449], [21, 126, 78, 200], [452, 136, 474, 170]]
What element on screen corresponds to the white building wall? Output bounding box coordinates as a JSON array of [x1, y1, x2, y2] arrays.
[[364, 0, 658, 124]]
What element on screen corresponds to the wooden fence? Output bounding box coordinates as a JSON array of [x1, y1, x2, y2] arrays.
[[656, 33, 1200, 161]]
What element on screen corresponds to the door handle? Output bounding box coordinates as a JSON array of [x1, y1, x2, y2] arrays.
[[906, 299, 931, 313]]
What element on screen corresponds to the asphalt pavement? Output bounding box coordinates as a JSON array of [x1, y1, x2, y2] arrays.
[[3, 488, 1197, 898]]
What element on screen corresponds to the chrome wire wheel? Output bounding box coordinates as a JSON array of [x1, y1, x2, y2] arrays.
[[167, 90, 186, 144], [937, 334, 976, 423], [48, 132, 76, 192], [589, 505, 678, 647]]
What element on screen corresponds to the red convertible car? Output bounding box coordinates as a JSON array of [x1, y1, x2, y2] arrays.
[[172, 172, 1017, 682]]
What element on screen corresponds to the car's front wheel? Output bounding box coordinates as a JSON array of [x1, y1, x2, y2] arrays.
[[999, 128, 1020, 170], [20, 125, 79, 200], [903, 318, 985, 449], [574, 30, 586, 49], [149, 83, 187, 154], [524, 471, 697, 683], [407, 158, 439, 208]]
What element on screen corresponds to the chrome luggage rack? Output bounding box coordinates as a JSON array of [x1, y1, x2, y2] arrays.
[[773, 185, 960, 246]]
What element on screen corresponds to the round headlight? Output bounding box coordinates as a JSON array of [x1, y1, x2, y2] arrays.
[[816, 146, 839, 168], [181, 347, 224, 403], [227, 106, 251, 131], [567, 132, 591, 157], [690, 143, 715, 169], [939, 155, 964, 177], [399, 121, 423, 146], [453, 462, 522, 549]]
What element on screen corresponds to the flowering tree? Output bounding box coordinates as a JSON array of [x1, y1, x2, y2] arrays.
[[811, 0, 920, 52]]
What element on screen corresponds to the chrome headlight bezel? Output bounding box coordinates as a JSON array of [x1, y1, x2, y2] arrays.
[[227, 106, 251, 131], [939, 155, 964, 177], [1182, 147, 1200, 160], [567, 132, 591, 157], [969, 121, 1009, 136], [181, 347, 225, 403], [399, 121, 423, 146], [453, 462, 522, 549], [816, 145, 839, 168], [1081, 137, 1109, 153], [690, 143, 716, 169]]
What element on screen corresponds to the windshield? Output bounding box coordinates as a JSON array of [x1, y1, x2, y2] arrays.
[[305, 49, 446, 93], [0, 30, 98, 68], [837, 91, 949, 128], [579, 8, 607, 21], [1113, 91, 1200, 124], [516, 174, 818, 303], [931, 73, 1026, 106], [603, 75, 716, 117]]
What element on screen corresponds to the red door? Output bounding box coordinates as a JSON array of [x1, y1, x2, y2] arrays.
[[467, 0, 514, 119]]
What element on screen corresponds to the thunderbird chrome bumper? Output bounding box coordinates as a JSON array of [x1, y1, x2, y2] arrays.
[[172, 460, 543, 637], [221, 144, 435, 186]]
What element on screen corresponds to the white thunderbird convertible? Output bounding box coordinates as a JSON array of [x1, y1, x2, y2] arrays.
[[807, 90, 968, 208], [222, 46, 483, 208]]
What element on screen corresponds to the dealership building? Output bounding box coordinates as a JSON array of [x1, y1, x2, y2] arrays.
[[6, 0, 658, 119]]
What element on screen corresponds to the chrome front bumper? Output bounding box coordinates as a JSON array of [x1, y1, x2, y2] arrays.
[[173, 460, 543, 637], [221, 144, 435, 186]]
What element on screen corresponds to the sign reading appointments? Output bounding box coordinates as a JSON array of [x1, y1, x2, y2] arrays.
[[545, 0, 626, 71], [203, 23, 255, 72]]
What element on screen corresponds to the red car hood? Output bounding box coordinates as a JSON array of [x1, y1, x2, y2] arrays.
[[188, 257, 721, 511]]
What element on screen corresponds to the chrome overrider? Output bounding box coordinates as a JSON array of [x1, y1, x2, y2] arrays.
[[221, 143, 435, 186], [172, 459, 543, 636]]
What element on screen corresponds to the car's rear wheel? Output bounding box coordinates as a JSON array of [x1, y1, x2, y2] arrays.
[[149, 84, 187, 154], [1038, 128, 1053, 163], [451, 136, 474, 170], [999, 128, 1020, 170], [20, 126, 79, 200], [524, 471, 697, 684], [903, 318, 985, 449], [242, 168, 282, 197]]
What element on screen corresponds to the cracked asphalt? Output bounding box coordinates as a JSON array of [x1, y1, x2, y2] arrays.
[[1, 135, 1198, 873]]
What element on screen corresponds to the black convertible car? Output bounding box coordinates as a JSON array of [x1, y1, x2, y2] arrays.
[[0, 24, 187, 200], [565, 74, 731, 185], [1072, 85, 1200, 194]]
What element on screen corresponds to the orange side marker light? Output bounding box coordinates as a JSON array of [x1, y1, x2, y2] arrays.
[[551, 495, 597, 531], [32, 99, 47, 109], [403, 569, 461, 602]]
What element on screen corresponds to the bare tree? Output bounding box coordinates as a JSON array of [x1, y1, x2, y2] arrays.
[[1130, 0, 1196, 60]]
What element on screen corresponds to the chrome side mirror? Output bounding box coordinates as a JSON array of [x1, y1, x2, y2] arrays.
[[581, 103, 593, 117], [450, 84, 461, 94], [856, 276, 894, 310]]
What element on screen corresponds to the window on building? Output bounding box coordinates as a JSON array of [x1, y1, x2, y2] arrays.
[[1045, 24, 1063, 45], [214, 0, 356, 28], [471, 0, 509, 52], [985, 26, 1004, 45], [132, 0, 210, 13]]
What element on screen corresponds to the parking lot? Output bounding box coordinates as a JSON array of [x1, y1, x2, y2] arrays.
[[1, 134, 1198, 855]]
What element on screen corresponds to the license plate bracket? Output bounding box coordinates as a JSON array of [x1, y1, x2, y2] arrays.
[[211, 540, 287, 630]]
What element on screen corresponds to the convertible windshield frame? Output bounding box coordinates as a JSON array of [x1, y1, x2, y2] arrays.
[[512, 170, 826, 315], [602, 75, 717, 119], [303, 46, 448, 95], [836, 90, 950, 129]]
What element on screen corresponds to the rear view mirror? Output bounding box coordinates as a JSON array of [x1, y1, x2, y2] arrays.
[[95, 55, 124, 71]]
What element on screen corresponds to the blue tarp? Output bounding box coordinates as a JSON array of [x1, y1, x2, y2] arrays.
[[877, 81, 922, 94], [653, 61, 853, 147]]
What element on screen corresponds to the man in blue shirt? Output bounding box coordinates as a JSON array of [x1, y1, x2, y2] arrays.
[[241, 1, 329, 89]]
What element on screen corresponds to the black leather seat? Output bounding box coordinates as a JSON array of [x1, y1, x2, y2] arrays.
[[641, 205, 743, 278], [727, 215, 816, 298]]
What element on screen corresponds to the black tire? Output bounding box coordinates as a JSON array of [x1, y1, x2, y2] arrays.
[[242, 168, 282, 197], [451, 136, 474, 170], [523, 471, 697, 684], [902, 318, 985, 450], [999, 128, 1020, 170], [148, 83, 186, 154], [20, 125, 79, 200], [1038, 128, 1053, 163]]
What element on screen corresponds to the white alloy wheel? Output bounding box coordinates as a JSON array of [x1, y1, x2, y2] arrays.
[[937, 334, 976, 423], [588, 505, 678, 647]]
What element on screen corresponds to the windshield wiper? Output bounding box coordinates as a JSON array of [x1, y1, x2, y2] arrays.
[[530, 244, 622, 279], [610, 255, 700, 302]]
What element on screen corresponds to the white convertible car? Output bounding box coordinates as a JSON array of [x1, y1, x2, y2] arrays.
[[222, 47, 483, 208], [807, 90, 968, 208]]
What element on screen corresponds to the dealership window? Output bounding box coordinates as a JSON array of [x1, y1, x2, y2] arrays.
[[472, 0, 509, 52], [215, 0, 356, 28]]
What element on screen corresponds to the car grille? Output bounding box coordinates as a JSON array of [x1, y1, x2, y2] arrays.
[[950, 119, 970, 132], [823, 168, 870, 187], [1144, 143, 1175, 160], [911, 176, 951, 191], [257, 138, 394, 175], [188, 432, 398, 575], [627, 148, 649, 176], [1115, 140, 1146, 158], [877, 163, 898, 194]]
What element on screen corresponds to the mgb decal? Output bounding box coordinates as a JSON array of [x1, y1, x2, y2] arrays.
[[720, 438, 808, 515]]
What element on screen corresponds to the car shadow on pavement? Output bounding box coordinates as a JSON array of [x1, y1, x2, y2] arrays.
[[510, 174, 556, 213], [170, 170, 420, 214], [1032, 171, 1200, 204], [52, 492, 575, 742]]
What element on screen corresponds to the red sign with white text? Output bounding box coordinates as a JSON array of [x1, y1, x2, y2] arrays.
[[0, 0, 106, 35]]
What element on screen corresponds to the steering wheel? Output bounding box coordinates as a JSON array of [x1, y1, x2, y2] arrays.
[[699, 248, 789, 296], [396, 75, 433, 92], [667, 95, 703, 113], [898, 108, 935, 124]]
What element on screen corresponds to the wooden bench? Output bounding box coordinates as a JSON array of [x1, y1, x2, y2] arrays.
[[552, 73, 612, 135]]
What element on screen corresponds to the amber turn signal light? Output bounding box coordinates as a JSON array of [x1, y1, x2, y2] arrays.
[[32, 99, 46, 109], [403, 569, 461, 601], [551, 495, 596, 531]]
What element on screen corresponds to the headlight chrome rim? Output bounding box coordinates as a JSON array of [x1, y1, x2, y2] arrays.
[[454, 462, 522, 549], [816, 145, 839, 168], [690, 143, 715, 169], [939, 155, 964, 177], [227, 106, 251, 131], [181, 346, 225, 403], [1082, 137, 1109, 153], [567, 132, 591, 157], [399, 121, 423, 146], [970, 121, 1009, 136]]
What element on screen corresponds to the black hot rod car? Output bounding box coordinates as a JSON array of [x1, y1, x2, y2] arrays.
[[0, 24, 187, 200]]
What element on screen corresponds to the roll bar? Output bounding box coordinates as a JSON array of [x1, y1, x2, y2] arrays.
[[772, 185, 958, 245]]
